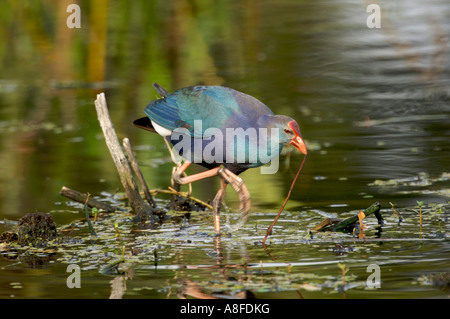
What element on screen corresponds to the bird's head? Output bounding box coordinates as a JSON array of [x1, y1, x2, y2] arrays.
[[268, 115, 307, 155], [284, 119, 307, 155]]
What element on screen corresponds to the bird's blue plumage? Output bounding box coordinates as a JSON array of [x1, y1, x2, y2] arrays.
[[144, 86, 273, 137], [142, 85, 298, 175]]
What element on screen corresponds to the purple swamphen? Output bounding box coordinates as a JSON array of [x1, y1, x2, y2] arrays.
[[134, 83, 307, 232]]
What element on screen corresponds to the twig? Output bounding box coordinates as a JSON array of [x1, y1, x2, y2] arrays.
[[59, 186, 116, 213], [166, 186, 212, 210], [84, 193, 97, 237], [262, 154, 307, 244], [94, 93, 154, 221], [123, 137, 157, 208]]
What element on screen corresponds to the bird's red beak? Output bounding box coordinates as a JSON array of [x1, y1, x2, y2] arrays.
[[288, 120, 307, 155]]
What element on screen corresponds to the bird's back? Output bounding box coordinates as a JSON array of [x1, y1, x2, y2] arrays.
[[145, 86, 273, 135], [144, 85, 281, 174]]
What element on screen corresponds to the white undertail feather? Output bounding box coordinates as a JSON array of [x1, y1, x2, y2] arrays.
[[151, 120, 172, 136]]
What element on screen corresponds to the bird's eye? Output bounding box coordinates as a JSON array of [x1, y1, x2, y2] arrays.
[[284, 129, 292, 134]]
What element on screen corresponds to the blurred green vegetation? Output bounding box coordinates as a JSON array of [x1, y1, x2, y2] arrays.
[[0, 0, 448, 221], [0, 0, 304, 218]]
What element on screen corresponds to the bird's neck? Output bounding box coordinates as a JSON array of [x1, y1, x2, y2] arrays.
[[254, 114, 286, 161]]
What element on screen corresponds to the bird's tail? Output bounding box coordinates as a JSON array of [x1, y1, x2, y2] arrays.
[[132, 116, 156, 133], [153, 82, 169, 98]]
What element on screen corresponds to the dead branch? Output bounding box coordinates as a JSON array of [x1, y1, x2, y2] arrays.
[[123, 137, 156, 208], [59, 186, 116, 213], [94, 93, 154, 221]]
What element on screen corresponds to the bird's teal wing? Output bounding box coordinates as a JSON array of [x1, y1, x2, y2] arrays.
[[144, 86, 241, 138]]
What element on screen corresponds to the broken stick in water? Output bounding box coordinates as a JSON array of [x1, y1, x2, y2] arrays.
[[94, 92, 154, 222], [59, 186, 116, 213], [123, 137, 157, 208]]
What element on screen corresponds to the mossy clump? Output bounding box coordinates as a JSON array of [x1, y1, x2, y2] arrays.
[[17, 213, 58, 247], [0, 231, 18, 243], [433, 272, 450, 292], [168, 196, 207, 212]]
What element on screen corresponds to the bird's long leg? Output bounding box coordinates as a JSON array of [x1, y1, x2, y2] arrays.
[[172, 163, 224, 232], [172, 162, 222, 185], [212, 179, 227, 233], [163, 137, 192, 195], [217, 168, 251, 232], [171, 163, 251, 232]]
